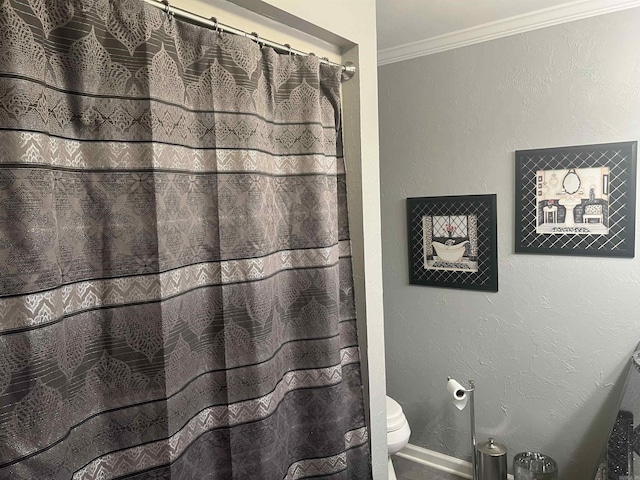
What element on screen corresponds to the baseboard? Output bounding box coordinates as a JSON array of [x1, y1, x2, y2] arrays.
[[395, 443, 514, 480]]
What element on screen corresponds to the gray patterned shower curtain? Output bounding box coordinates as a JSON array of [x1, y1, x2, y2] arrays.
[[0, 0, 371, 478]]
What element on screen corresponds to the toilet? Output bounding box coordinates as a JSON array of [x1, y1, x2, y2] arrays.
[[386, 396, 411, 480]]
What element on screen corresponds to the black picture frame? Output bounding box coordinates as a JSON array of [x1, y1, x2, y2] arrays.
[[515, 141, 637, 257], [406, 194, 498, 292]]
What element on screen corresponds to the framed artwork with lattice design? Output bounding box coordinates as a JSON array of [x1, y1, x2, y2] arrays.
[[407, 194, 498, 292], [515, 141, 637, 257]]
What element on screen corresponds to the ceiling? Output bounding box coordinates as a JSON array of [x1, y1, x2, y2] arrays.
[[376, 0, 640, 65]]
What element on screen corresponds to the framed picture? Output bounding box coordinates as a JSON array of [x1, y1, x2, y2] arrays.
[[406, 194, 498, 292], [515, 141, 637, 257]]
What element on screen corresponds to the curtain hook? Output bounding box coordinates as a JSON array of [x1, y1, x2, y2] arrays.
[[250, 32, 262, 48], [210, 17, 220, 33], [161, 0, 173, 21], [284, 43, 292, 56]]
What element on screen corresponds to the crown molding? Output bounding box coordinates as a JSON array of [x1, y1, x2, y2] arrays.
[[377, 0, 640, 66]]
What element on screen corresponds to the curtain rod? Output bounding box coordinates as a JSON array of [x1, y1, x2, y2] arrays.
[[143, 0, 356, 82]]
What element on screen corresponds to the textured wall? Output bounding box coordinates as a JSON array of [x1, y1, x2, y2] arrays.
[[378, 8, 640, 479]]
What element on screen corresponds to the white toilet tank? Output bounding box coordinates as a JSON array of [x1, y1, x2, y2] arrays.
[[386, 396, 411, 455]]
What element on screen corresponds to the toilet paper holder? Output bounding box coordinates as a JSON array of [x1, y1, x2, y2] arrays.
[[447, 377, 477, 480]]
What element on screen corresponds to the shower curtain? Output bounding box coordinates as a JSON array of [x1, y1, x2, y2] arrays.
[[0, 0, 371, 478]]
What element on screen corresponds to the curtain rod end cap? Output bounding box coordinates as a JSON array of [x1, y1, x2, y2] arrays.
[[341, 62, 356, 82]]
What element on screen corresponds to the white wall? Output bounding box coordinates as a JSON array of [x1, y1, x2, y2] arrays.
[[378, 8, 640, 479], [169, 1, 386, 477]]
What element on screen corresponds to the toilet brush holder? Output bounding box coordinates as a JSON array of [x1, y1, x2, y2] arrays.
[[476, 438, 507, 480]]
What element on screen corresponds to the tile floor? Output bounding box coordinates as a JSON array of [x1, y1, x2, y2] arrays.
[[392, 456, 463, 480]]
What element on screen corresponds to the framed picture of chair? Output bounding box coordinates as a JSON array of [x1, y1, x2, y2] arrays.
[[406, 194, 498, 292], [515, 141, 637, 257]]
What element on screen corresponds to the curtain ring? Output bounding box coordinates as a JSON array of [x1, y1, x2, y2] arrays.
[[284, 43, 292, 56]]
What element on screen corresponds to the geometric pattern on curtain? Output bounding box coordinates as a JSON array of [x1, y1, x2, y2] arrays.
[[0, 0, 371, 478]]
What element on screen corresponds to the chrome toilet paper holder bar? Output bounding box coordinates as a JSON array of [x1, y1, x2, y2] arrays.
[[448, 377, 477, 480]]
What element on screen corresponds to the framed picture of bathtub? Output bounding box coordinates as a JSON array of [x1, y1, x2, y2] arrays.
[[515, 141, 637, 257], [406, 194, 498, 292]]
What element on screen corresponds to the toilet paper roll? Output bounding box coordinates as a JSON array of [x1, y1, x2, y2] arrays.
[[447, 378, 468, 411]]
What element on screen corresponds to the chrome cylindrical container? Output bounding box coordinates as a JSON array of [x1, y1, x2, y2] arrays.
[[476, 438, 507, 480], [513, 452, 558, 480]]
